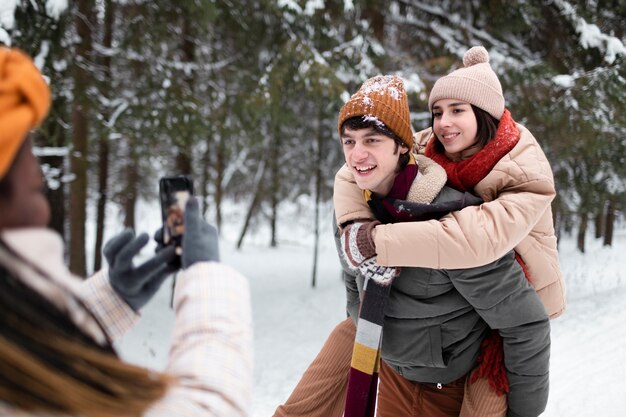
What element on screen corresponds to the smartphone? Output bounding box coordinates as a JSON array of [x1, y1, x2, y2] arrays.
[[159, 175, 194, 255]]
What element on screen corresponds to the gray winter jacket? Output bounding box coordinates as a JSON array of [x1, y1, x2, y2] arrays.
[[336, 186, 550, 417]]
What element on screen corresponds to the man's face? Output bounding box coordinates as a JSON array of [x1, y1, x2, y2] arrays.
[[341, 126, 407, 197], [0, 139, 50, 229]]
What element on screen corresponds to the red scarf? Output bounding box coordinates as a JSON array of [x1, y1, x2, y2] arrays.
[[425, 109, 519, 192], [426, 109, 527, 396]]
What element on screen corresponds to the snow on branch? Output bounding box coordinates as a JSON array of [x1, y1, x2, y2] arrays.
[[393, 0, 535, 65], [554, 0, 626, 65], [46, 0, 68, 20], [576, 19, 626, 64]]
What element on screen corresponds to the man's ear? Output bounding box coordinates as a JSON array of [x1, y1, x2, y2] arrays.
[[400, 144, 409, 154]]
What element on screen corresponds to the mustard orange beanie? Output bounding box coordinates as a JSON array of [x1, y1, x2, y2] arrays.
[[0, 47, 51, 179], [338, 75, 413, 149]]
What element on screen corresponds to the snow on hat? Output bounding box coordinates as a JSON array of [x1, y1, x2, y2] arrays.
[[338, 75, 413, 149], [428, 46, 505, 120], [0, 47, 51, 179]]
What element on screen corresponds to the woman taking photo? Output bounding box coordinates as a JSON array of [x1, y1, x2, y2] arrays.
[[0, 46, 252, 417]]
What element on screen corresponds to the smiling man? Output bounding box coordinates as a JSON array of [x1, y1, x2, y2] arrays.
[[338, 76, 413, 197]]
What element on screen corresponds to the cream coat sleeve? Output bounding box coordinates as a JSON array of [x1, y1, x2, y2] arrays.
[[334, 163, 375, 227], [374, 186, 554, 269], [375, 128, 557, 269], [145, 261, 253, 417], [78, 269, 140, 341]]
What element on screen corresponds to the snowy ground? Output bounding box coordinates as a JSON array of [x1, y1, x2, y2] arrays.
[[115, 200, 626, 416]]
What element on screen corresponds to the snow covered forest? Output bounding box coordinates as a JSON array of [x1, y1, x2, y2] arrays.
[[1, 0, 625, 276]]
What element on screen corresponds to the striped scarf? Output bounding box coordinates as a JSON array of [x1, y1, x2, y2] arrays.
[[343, 280, 391, 417], [343, 156, 418, 417]]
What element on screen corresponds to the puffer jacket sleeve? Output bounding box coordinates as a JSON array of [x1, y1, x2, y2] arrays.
[[334, 164, 375, 228], [375, 176, 554, 270], [145, 262, 253, 417], [78, 269, 140, 341], [374, 130, 556, 269], [500, 322, 550, 417], [449, 252, 550, 417]]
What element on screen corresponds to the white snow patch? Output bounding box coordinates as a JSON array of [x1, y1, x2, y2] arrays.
[[46, 0, 68, 20]]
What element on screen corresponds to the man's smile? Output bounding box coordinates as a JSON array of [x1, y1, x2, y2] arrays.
[[354, 165, 376, 175]]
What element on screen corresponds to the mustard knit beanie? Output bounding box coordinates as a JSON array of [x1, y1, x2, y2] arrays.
[[0, 47, 51, 179], [428, 46, 505, 120], [338, 75, 413, 149]]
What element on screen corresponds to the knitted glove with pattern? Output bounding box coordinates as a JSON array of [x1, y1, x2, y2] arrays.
[[358, 258, 401, 285], [340, 221, 380, 270]]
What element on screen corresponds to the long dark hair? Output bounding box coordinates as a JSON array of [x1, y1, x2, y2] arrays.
[[341, 116, 410, 170], [0, 257, 172, 417], [430, 105, 499, 153]]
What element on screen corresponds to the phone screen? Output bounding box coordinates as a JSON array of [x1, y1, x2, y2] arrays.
[[159, 176, 194, 252]]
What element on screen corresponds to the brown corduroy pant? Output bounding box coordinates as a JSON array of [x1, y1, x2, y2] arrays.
[[272, 317, 506, 417], [273, 318, 354, 417], [377, 360, 465, 417]]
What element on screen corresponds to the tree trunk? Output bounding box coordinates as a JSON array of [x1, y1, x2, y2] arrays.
[[362, 0, 386, 69], [122, 143, 139, 229], [41, 153, 67, 236], [551, 199, 561, 246], [576, 211, 588, 253], [594, 203, 604, 239], [175, 145, 193, 175], [200, 141, 211, 216], [311, 108, 323, 288], [94, 0, 114, 271], [362, 1, 385, 43], [237, 160, 266, 250], [69, 113, 88, 275], [34, 122, 67, 238], [93, 137, 109, 271], [270, 191, 278, 247], [603, 197, 615, 247], [175, 13, 195, 176], [69, 0, 94, 276], [214, 128, 226, 230], [269, 113, 280, 248]]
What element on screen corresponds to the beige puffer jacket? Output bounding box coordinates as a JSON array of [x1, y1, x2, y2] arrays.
[[334, 125, 566, 319]]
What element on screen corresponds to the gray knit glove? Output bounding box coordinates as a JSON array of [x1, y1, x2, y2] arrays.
[[340, 221, 380, 270], [181, 197, 219, 269], [104, 229, 177, 311]]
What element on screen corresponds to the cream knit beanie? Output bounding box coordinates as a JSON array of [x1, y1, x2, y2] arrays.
[[428, 46, 505, 120], [338, 75, 413, 149]]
